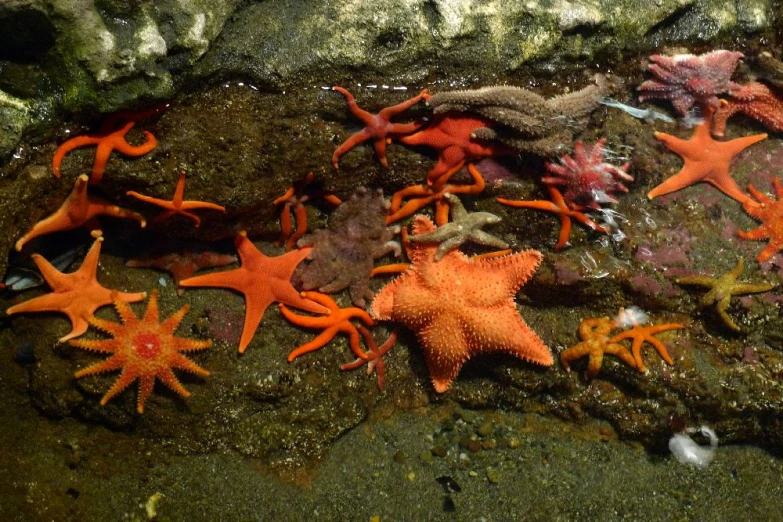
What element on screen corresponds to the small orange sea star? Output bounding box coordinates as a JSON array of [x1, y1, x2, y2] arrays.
[[126, 171, 226, 227]]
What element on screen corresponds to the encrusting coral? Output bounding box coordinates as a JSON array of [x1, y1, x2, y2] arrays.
[[295, 187, 401, 308]]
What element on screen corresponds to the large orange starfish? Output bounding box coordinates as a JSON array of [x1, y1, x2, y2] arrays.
[[647, 107, 766, 203], [371, 215, 552, 393], [331, 86, 429, 168], [386, 162, 486, 225], [497, 186, 607, 251], [279, 291, 372, 362], [126, 171, 226, 227], [398, 113, 515, 187], [70, 290, 211, 413], [737, 177, 783, 262], [178, 232, 327, 353], [273, 172, 341, 251], [15, 174, 146, 252], [53, 120, 158, 184], [6, 237, 146, 342]]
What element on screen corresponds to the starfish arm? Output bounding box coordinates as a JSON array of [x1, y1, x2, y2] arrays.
[[727, 258, 745, 278], [434, 236, 464, 260], [647, 168, 701, 199], [126, 191, 172, 208], [135, 375, 156, 413], [156, 368, 193, 399], [642, 337, 674, 366], [6, 293, 76, 318], [745, 183, 771, 204], [52, 135, 102, 178], [390, 184, 430, 212], [332, 128, 374, 168], [171, 171, 187, 206], [434, 199, 450, 226], [603, 342, 638, 373], [237, 292, 272, 354], [286, 205, 309, 251], [737, 227, 768, 241], [723, 133, 768, 156], [706, 175, 752, 204], [756, 244, 780, 262], [653, 131, 690, 156], [179, 201, 227, 212], [179, 268, 249, 293], [585, 351, 605, 379], [378, 89, 429, 119], [387, 121, 424, 137], [332, 86, 375, 124], [386, 195, 435, 224], [716, 296, 740, 331], [276, 204, 293, 247], [287, 327, 339, 361], [559, 343, 587, 372], [91, 142, 114, 184], [372, 137, 390, 168], [444, 193, 468, 222], [343, 324, 369, 360], [74, 356, 125, 379], [68, 338, 119, 354], [112, 130, 158, 157], [429, 159, 466, 189], [555, 214, 573, 251], [468, 230, 509, 250], [731, 282, 774, 294]]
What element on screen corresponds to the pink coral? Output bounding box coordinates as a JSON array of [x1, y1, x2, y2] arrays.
[[637, 50, 743, 115], [541, 138, 632, 210]]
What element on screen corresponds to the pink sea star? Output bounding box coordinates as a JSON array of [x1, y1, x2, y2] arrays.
[[638, 50, 743, 115]]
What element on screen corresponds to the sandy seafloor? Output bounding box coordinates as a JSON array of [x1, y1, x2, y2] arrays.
[[2, 387, 781, 522]]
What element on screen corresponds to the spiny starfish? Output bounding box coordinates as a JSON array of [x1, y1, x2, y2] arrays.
[[387, 163, 486, 225], [407, 193, 508, 260], [647, 106, 766, 203], [15, 175, 146, 252], [341, 326, 398, 390], [273, 172, 341, 251], [6, 236, 146, 342], [497, 186, 607, 251], [331, 86, 429, 168], [70, 290, 211, 413], [126, 171, 226, 227], [371, 215, 551, 393], [675, 257, 774, 331], [713, 82, 783, 137], [560, 317, 637, 379], [53, 120, 158, 184], [178, 232, 328, 352], [737, 177, 783, 262], [280, 291, 372, 362]]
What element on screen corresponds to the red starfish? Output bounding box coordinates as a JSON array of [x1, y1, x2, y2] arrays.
[[737, 177, 783, 262], [126, 249, 237, 295], [53, 120, 158, 184], [386, 162, 486, 225], [273, 172, 341, 251], [648, 106, 766, 203], [126, 171, 226, 227], [331, 86, 429, 168], [398, 113, 515, 187], [15, 175, 146, 252], [279, 291, 372, 362], [712, 82, 783, 137], [341, 326, 398, 390], [178, 232, 328, 353], [497, 186, 607, 251]]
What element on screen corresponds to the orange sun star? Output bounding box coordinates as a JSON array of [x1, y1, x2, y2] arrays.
[[6, 236, 146, 342], [70, 290, 211, 413], [15, 174, 146, 252], [371, 215, 552, 393], [53, 120, 158, 184], [647, 107, 766, 204], [178, 232, 328, 353], [127, 170, 226, 227], [280, 291, 373, 362]]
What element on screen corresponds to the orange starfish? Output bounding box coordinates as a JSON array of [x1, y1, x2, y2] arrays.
[[647, 106, 766, 203], [70, 290, 211, 413], [126, 171, 226, 227], [386, 162, 486, 225], [737, 177, 783, 262], [331, 86, 429, 168], [398, 113, 515, 187], [53, 120, 158, 184], [497, 186, 607, 251], [341, 326, 399, 390], [560, 317, 636, 379], [713, 82, 783, 137], [273, 172, 341, 251], [609, 322, 684, 373], [280, 291, 372, 362], [6, 236, 146, 342], [15, 175, 146, 252], [371, 215, 552, 393], [178, 232, 327, 353]]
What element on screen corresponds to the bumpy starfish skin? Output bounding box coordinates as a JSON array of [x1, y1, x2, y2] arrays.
[[15, 175, 146, 251], [371, 215, 551, 393], [178, 232, 328, 352], [70, 290, 211, 413], [738, 177, 783, 262], [637, 50, 743, 115], [676, 258, 774, 331], [542, 138, 633, 210], [127, 171, 226, 227], [712, 82, 783, 137], [6, 237, 146, 342], [647, 108, 766, 203], [407, 193, 508, 260], [331, 86, 429, 168], [53, 121, 158, 184], [560, 317, 636, 379]]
